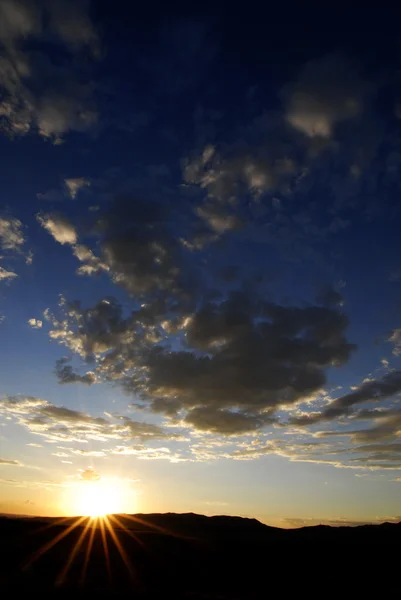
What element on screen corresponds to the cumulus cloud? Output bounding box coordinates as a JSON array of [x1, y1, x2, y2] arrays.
[[0, 0, 99, 140], [28, 318, 42, 329], [37, 212, 77, 245], [47, 286, 355, 434]]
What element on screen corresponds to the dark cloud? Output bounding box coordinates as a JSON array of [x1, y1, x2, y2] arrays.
[[99, 198, 183, 296], [55, 358, 97, 386], [48, 285, 355, 434], [290, 371, 401, 426], [185, 407, 270, 435], [316, 285, 344, 307], [0, 0, 99, 140]]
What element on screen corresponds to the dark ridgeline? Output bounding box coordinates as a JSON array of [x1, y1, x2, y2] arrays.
[[0, 512, 399, 597]]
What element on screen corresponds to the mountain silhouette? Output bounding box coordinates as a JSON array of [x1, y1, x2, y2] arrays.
[[1, 512, 399, 597]]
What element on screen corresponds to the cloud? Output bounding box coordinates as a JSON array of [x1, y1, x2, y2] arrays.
[[0, 214, 29, 282], [195, 203, 241, 234], [224, 434, 401, 471], [25, 47, 401, 450], [0, 215, 24, 250], [71, 449, 106, 457], [64, 177, 91, 199], [0, 0, 99, 140], [55, 358, 97, 385], [71, 197, 190, 296], [327, 407, 401, 446], [111, 446, 180, 461], [37, 197, 190, 296], [284, 54, 365, 138], [185, 407, 270, 435], [0, 457, 21, 466], [289, 371, 401, 426], [37, 212, 77, 245], [47, 287, 355, 434], [79, 467, 100, 482], [28, 318, 42, 329], [0, 394, 175, 444], [389, 328, 401, 356], [282, 516, 401, 528], [0, 266, 17, 281]]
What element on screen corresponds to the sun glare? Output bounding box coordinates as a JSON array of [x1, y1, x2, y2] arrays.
[[71, 480, 127, 518]]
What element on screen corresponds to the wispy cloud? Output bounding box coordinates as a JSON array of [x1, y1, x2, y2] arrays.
[[0, 457, 21, 466]]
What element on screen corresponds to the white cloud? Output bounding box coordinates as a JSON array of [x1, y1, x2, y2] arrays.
[[0, 266, 17, 280], [64, 177, 91, 199], [28, 318, 42, 329], [37, 212, 77, 245], [0, 215, 24, 250]]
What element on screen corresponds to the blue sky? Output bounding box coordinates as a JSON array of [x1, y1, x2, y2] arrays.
[[1, 0, 401, 527]]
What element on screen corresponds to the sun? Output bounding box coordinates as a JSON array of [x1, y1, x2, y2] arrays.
[[74, 480, 123, 518]]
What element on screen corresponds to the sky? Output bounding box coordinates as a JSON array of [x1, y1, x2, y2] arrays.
[[1, 0, 401, 528]]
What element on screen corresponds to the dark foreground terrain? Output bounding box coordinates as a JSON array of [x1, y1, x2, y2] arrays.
[[0, 512, 400, 598]]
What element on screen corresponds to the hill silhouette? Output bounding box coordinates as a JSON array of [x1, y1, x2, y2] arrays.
[[1, 512, 400, 597]]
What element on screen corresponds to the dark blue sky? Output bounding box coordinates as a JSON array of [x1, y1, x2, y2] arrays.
[[1, 0, 401, 524]]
